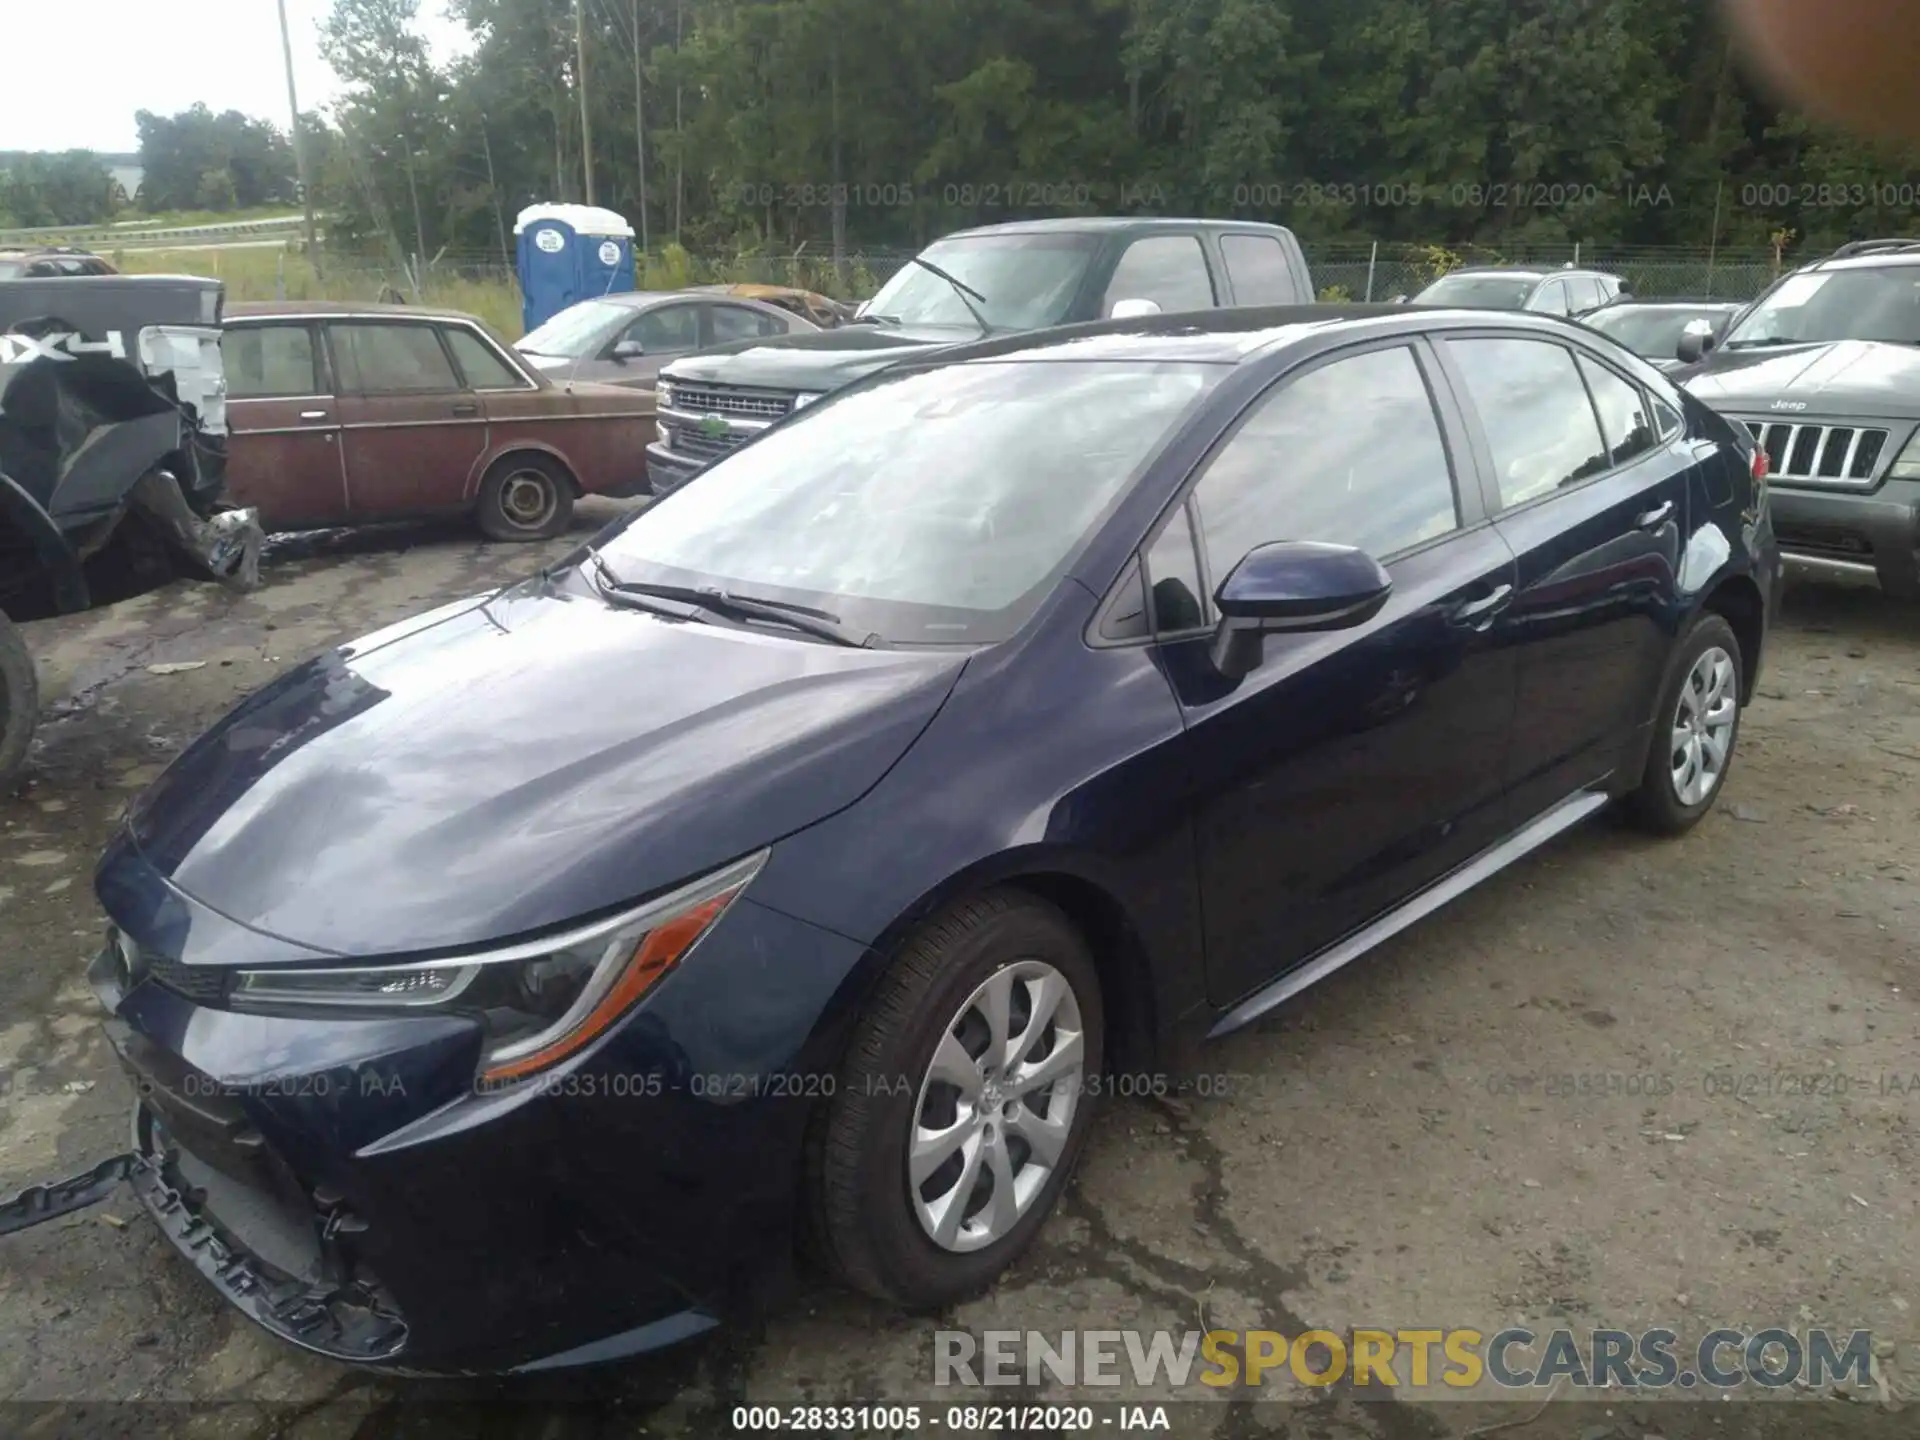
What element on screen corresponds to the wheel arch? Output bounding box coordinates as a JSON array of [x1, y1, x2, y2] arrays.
[[1699, 571, 1765, 702], [472, 443, 581, 504]]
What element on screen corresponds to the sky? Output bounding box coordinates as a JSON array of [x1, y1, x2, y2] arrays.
[[0, 1, 472, 154]]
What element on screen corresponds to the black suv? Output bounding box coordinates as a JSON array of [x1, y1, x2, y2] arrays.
[[1410, 265, 1626, 317], [1679, 239, 1920, 598], [645, 218, 1314, 494]]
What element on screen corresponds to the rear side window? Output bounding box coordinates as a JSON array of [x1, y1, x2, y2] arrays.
[[1577, 356, 1657, 465], [443, 327, 524, 389], [225, 324, 320, 398], [631, 305, 701, 353], [1220, 234, 1298, 305], [1145, 501, 1207, 634], [1447, 337, 1610, 507], [1104, 236, 1216, 316], [330, 322, 459, 392], [1528, 280, 1569, 316], [1569, 276, 1605, 313], [709, 304, 783, 342], [1191, 345, 1459, 571]]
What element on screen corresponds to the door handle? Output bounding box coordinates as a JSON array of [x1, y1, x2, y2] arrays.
[[1446, 582, 1513, 629], [298, 410, 328, 421], [451, 402, 480, 417], [1635, 500, 1675, 530]]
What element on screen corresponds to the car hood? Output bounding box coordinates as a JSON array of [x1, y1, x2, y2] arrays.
[[1681, 339, 1920, 419], [663, 325, 976, 391], [122, 578, 967, 959]]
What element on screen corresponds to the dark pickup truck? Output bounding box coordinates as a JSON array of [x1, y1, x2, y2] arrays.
[[646, 217, 1314, 493]]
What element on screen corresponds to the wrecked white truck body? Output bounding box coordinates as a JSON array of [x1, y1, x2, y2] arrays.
[[0, 274, 263, 784]]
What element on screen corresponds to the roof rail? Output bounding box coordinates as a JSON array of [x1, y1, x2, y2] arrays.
[[1828, 239, 1920, 259]]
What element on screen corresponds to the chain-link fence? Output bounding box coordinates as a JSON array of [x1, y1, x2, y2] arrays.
[[1310, 243, 1785, 303], [159, 238, 1795, 339]]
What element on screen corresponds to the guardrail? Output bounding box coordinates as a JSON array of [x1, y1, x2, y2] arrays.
[[0, 216, 314, 248]]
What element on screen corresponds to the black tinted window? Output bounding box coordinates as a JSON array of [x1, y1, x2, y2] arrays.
[[226, 325, 319, 398], [1652, 395, 1683, 440], [1220, 234, 1297, 305], [1099, 557, 1149, 641], [1104, 236, 1215, 316], [1146, 501, 1206, 634], [1192, 346, 1458, 574], [1578, 356, 1657, 465], [1448, 338, 1610, 507]]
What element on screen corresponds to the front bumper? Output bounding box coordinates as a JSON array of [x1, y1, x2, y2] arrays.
[[88, 888, 872, 1374], [642, 441, 707, 497], [1771, 479, 1920, 598]]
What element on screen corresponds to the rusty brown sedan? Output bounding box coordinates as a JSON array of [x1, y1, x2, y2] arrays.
[[222, 302, 653, 541]]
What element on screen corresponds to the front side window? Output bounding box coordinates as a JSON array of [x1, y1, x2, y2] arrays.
[[1721, 265, 1920, 347], [598, 360, 1226, 645], [329, 323, 459, 393], [1103, 235, 1216, 317], [225, 324, 320, 399], [631, 305, 700, 353], [1220, 234, 1299, 306], [1190, 345, 1459, 578], [1447, 338, 1610, 507], [1145, 501, 1206, 634], [858, 234, 1099, 332]]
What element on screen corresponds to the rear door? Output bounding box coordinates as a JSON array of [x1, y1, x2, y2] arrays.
[[1152, 338, 1520, 1007], [327, 319, 491, 520], [222, 320, 347, 529], [1433, 332, 1691, 818]]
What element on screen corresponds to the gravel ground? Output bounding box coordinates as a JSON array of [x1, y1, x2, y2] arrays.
[[0, 517, 1913, 1440]]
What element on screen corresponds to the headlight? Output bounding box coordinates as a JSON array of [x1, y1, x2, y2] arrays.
[[231, 849, 766, 1082], [655, 379, 676, 409], [791, 391, 825, 409], [1889, 430, 1920, 479]]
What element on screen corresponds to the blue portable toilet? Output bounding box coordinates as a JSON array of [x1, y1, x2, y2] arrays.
[[514, 203, 638, 333]]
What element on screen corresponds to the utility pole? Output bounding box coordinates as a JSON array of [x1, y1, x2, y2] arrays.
[[673, 0, 684, 242], [576, 0, 596, 205], [633, 0, 650, 252], [276, 0, 322, 278]]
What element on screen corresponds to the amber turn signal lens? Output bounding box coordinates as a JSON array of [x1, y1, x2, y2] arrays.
[[479, 890, 738, 1083]]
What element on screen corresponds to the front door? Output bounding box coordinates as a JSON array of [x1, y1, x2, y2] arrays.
[[1153, 340, 1520, 1009], [222, 321, 347, 530], [1433, 334, 1690, 819], [325, 320, 491, 520]]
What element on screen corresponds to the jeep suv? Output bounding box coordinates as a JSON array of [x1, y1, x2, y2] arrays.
[[1678, 239, 1920, 598], [645, 218, 1313, 493]]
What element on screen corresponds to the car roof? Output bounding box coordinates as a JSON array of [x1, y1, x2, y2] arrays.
[[1816, 252, 1920, 273], [1595, 298, 1738, 310], [891, 302, 1587, 367], [941, 216, 1293, 240], [227, 299, 493, 325], [1436, 265, 1621, 281]]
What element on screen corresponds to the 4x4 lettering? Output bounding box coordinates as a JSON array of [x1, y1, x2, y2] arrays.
[[0, 331, 128, 365]]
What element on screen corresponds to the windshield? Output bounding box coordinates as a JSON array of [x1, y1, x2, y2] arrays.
[[859, 234, 1099, 331], [1723, 266, 1920, 347], [1586, 306, 1728, 357], [1413, 274, 1537, 308], [515, 299, 629, 357], [597, 359, 1225, 644]]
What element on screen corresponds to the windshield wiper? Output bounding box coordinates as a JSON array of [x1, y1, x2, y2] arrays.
[[601, 577, 882, 649], [906, 256, 993, 337], [1724, 336, 1800, 349]]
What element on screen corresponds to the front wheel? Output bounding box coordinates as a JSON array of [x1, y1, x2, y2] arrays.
[[0, 611, 38, 791], [809, 891, 1104, 1307], [1627, 612, 1742, 834], [475, 454, 575, 542]]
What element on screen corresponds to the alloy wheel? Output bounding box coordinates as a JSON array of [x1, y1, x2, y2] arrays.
[[909, 960, 1085, 1253], [1669, 644, 1737, 807]]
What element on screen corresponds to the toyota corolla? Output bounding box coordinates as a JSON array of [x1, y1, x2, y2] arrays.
[[42, 305, 1776, 1374]]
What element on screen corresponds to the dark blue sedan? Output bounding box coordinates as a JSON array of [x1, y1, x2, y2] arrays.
[[74, 305, 1776, 1373]]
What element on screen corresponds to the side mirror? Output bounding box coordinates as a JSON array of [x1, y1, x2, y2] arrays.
[[611, 338, 645, 360], [1109, 298, 1162, 320], [1209, 541, 1393, 681], [1675, 327, 1712, 365]]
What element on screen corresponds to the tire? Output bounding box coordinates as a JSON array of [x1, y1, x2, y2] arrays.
[[1626, 612, 1742, 835], [475, 453, 575, 542], [809, 890, 1105, 1307], [0, 611, 38, 792]]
